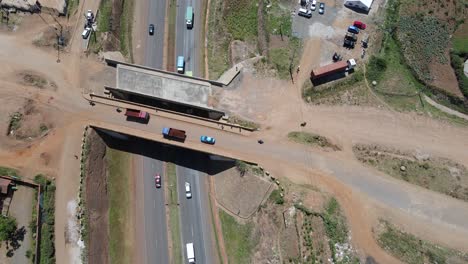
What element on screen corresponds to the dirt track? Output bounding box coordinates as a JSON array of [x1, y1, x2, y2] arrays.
[[84, 129, 109, 263]]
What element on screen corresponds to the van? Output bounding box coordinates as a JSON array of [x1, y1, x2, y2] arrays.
[[185, 182, 192, 198], [82, 27, 91, 39], [298, 8, 312, 18], [177, 56, 185, 73]]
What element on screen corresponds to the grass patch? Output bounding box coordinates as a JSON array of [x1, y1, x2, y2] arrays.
[[288, 131, 340, 150], [225, 0, 258, 41], [8, 112, 23, 133], [268, 37, 302, 79], [219, 210, 254, 263], [366, 55, 387, 82], [167, 0, 177, 71], [66, 0, 80, 18], [265, 0, 292, 36], [119, 0, 134, 60], [34, 174, 56, 264], [269, 189, 284, 205], [207, 0, 230, 79], [107, 149, 133, 264], [227, 115, 260, 130], [353, 144, 468, 202], [97, 0, 112, 33], [0, 166, 18, 177], [166, 163, 182, 264], [377, 221, 468, 264]]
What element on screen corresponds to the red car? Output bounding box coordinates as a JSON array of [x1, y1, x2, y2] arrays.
[[353, 21, 366, 30], [155, 174, 161, 188]]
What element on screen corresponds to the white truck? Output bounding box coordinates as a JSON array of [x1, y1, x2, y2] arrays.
[[186, 243, 195, 263]]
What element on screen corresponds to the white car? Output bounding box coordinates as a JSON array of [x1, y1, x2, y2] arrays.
[[311, 0, 317, 11], [185, 182, 192, 198]]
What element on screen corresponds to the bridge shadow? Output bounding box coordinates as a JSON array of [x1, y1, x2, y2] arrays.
[[96, 128, 236, 175]]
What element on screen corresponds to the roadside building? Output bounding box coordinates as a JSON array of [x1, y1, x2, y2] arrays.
[[0, 178, 12, 196], [344, 0, 374, 12]]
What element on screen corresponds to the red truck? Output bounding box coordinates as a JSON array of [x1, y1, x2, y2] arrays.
[[310, 59, 356, 80], [162, 127, 187, 142], [125, 109, 149, 122]]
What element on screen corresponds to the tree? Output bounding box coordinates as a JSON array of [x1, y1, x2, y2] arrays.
[[0, 216, 17, 242]]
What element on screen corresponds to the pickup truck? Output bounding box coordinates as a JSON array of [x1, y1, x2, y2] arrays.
[[162, 127, 187, 142]]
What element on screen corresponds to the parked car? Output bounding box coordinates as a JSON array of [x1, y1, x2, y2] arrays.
[[185, 182, 192, 198], [149, 24, 155, 35], [200, 135, 216, 145], [311, 0, 317, 11], [155, 174, 161, 188], [344, 32, 357, 41], [348, 25, 360, 34], [298, 8, 312, 18], [353, 20, 366, 30], [318, 2, 325, 14], [343, 38, 355, 48], [82, 27, 92, 39]]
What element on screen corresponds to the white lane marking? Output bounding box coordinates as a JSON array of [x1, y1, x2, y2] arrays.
[[154, 199, 156, 209]]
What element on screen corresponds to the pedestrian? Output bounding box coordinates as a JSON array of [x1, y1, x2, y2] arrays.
[[296, 65, 301, 74], [74, 155, 78, 159]]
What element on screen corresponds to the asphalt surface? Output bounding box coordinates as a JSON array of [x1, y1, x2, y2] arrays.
[[176, 153, 215, 264], [175, 0, 202, 75], [140, 0, 169, 262], [140, 156, 169, 264], [145, 0, 167, 69], [174, 1, 215, 263]]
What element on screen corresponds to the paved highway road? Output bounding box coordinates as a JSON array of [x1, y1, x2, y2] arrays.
[[139, 156, 169, 264], [175, 0, 202, 75], [176, 152, 215, 264], [145, 0, 167, 69], [139, 0, 169, 262], [174, 1, 215, 262]]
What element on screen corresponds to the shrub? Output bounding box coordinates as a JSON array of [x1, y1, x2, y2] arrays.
[[367, 55, 387, 82], [269, 189, 284, 205], [0, 216, 17, 242]]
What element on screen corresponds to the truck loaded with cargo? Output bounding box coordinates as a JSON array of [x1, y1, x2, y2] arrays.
[[310, 59, 356, 80], [125, 109, 150, 122], [162, 127, 187, 141], [186, 243, 195, 263]]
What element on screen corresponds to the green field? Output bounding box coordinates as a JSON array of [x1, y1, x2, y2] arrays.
[[107, 149, 133, 264], [219, 210, 255, 263]]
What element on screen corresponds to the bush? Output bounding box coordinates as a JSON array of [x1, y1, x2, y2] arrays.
[[0, 215, 17, 242], [450, 51, 468, 99], [269, 189, 284, 205], [367, 55, 387, 82], [34, 174, 56, 264]]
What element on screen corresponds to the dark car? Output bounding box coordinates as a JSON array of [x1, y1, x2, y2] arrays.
[[149, 24, 155, 35], [343, 38, 355, 48], [345, 32, 357, 41], [155, 174, 161, 188], [319, 2, 325, 14]]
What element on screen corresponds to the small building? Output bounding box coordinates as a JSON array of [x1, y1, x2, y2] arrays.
[[344, 0, 374, 12], [0, 178, 12, 195]]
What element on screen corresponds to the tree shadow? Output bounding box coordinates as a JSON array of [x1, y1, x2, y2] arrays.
[[6, 226, 26, 257]]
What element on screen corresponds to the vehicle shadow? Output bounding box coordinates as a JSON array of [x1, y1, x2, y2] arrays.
[[96, 128, 236, 175]]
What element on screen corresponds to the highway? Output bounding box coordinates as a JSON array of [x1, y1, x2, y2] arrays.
[[139, 0, 169, 262], [174, 0, 216, 263]]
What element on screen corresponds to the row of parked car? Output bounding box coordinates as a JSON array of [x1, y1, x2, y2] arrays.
[[298, 0, 325, 18], [343, 20, 366, 49]]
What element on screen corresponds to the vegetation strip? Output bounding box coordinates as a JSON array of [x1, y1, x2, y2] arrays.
[[377, 221, 468, 264], [219, 210, 254, 263], [34, 174, 56, 264], [166, 163, 183, 264], [107, 149, 133, 264], [288, 131, 340, 150]]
